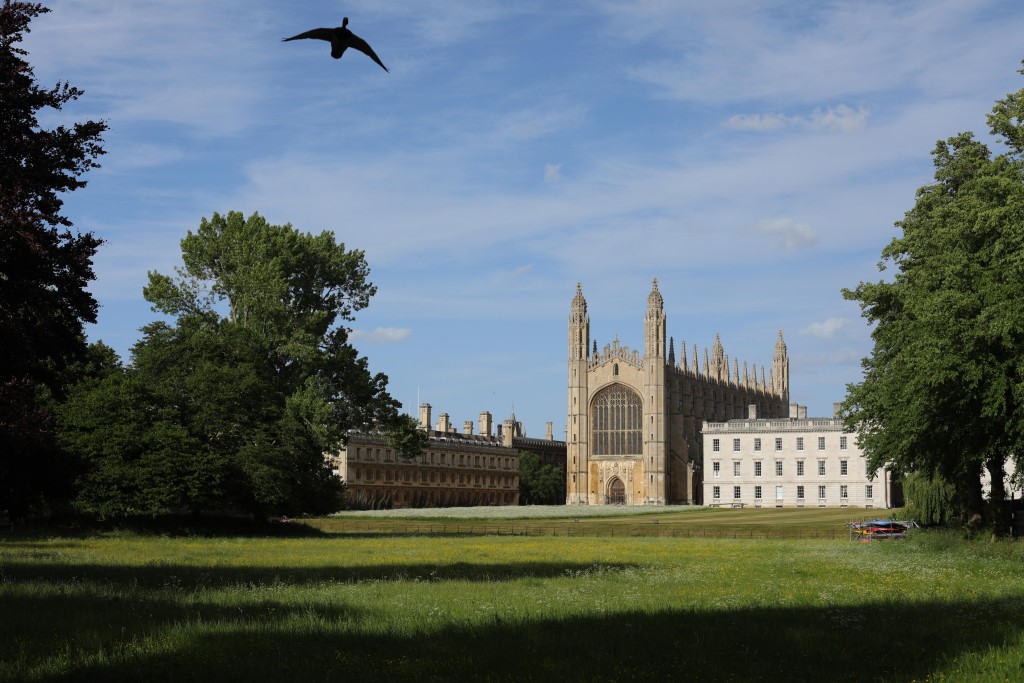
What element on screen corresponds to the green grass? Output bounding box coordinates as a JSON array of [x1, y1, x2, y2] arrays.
[[2, 511, 1023, 682], [311, 505, 882, 538]]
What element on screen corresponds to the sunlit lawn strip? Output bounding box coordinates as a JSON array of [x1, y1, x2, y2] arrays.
[[1, 532, 1022, 682]]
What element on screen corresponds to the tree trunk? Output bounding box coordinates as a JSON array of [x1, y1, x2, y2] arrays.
[[958, 473, 985, 537], [986, 455, 1009, 539]]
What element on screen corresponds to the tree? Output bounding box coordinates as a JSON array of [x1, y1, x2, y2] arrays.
[[518, 451, 564, 505], [842, 64, 1024, 532], [59, 211, 420, 519], [0, 2, 107, 519]]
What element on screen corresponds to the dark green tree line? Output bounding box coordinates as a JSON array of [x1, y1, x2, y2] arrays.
[[1, 2, 107, 519], [842, 62, 1024, 531]]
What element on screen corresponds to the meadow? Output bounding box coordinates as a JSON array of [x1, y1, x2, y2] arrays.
[[2, 509, 1023, 682]]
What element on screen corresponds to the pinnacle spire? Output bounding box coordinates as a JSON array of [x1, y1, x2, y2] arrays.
[[647, 277, 663, 309]]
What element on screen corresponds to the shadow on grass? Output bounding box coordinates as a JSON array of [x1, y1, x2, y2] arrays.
[[14, 597, 1024, 683], [5, 515, 331, 539], [0, 558, 640, 587]]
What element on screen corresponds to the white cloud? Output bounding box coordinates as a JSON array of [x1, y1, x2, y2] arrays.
[[752, 218, 819, 251], [350, 327, 412, 344], [544, 163, 563, 182], [801, 318, 849, 339], [807, 105, 869, 132], [722, 113, 792, 131], [610, 0, 1017, 106], [723, 105, 868, 133]]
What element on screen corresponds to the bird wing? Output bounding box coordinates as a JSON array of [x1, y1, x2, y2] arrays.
[[348, 34, 389, 72], [282, 27, 334, 42]]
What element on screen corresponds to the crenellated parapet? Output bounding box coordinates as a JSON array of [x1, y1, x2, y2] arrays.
[[589, 336, 644, 370], [664, 334, 785, 401]]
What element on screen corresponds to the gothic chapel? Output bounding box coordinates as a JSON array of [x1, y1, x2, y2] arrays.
[[566, 279, 790, 505]]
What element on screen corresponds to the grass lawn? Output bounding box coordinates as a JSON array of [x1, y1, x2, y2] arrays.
[[2, 510, 1023, 682]]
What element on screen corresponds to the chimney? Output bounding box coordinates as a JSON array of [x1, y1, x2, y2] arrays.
[[502, 419, 515, 447], [546, 422, 553, 441], [798, 405, 807, 419], [463, 420, 474, 436], [438, 412, 450, 433], [419, 404, 432, 430], [480, 411, 492, 437], [833, 402, 842, 417], [789, 403, 799, 419], [747, 404, 758, 420]]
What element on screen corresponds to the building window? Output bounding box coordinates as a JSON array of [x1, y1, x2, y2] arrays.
[[713, 485, 721, 499], [796, 460, 804, 476], [775, 486, 784, 501], [733, 438, 741, 452], [818, 485, 826, 499], [840, 485, 849, 499], [775, 437, 783, 451], [796, 437, 804, 451], [733, 486, 741, 500], [591, 385, 643, 456], [713, 438, 720, 452], [840, 435, 848, 450], [775, 460, 783, 476], [797, 485, 805, 499], [755, 485, 762, 500], [818, 460, 826, 476], [818, 436, 826, 451], [754, 438, 761, 452], [754, 461, 762, 477], [840, 459, 848, 476], [733, 461, 741, 477], [713, 461, 721, 477], [866, 484, 873, 499]]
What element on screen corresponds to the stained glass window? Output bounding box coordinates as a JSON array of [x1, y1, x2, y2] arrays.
[[591, 385, 643, 455]]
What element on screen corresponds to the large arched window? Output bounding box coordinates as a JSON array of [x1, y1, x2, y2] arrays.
[[591, 384, 643, 456]]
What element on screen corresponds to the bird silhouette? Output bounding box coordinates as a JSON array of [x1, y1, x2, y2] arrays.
[[283, 17, 389, 72]]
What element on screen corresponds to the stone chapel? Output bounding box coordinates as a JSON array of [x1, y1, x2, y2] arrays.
[[566, 279, 791, 505]]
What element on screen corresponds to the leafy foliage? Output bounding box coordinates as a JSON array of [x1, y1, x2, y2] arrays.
[[60, 212, 416, 519], [843, 64, 1024, 530], [901, 471, 958, 527], [0, 2, 106, 519], [518, 451, 564, 505]]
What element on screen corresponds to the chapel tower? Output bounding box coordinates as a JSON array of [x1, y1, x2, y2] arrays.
[[566, 283, 590, 503], [643, 278, 667, 504], [771, 329, 790, 412]]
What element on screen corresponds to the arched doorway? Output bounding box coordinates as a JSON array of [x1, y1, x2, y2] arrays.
[[607, 477, 626, 505]]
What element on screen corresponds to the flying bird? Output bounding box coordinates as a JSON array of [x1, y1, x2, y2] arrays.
[[283, 17, 389, 72]]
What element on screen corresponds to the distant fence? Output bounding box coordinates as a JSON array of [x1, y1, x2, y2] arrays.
[[304, 521, 851, 540]]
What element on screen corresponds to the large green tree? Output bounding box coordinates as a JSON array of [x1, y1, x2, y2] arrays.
[[842, 64, 1024, 530], [518, 451, 564, 505], [59, 212, 420, 519], [0, 2, 106, 519]]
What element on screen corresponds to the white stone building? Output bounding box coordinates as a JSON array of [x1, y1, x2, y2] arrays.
[[702, 404, 898, 509]]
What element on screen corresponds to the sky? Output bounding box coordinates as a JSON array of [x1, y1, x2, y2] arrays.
[[20, 0, 1024, 439]]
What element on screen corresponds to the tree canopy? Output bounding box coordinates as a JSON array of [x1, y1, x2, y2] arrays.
[[1, 1, 106, 519], [59, 212, 421, 519], [842, 63, 1024, 529], [518, 451, 564, 505]]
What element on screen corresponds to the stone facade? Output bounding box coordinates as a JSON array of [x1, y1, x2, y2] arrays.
[[702, 406, 899, 508], [566, 279, 790, 505], [329, 404, 565, 509]]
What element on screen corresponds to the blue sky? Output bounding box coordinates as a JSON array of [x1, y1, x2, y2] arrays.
[[22, 0, 1024, 438]]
